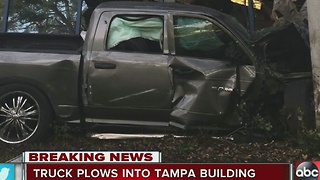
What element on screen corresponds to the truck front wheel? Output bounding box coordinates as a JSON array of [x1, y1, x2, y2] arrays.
[[0, 84, 53, 144]]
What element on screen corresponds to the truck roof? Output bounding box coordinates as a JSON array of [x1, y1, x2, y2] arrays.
[[96, 1, 223, 17]]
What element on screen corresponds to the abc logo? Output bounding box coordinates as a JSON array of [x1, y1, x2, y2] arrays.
[[296, 162, 319, 180]]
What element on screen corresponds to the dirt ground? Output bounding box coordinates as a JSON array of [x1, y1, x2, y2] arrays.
[[0, 127, 314, 163]]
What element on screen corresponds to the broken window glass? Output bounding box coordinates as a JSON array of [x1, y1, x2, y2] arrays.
[[106, 15, 164, 54], [174, 16, 234, 59], [173, 16, 251, 64], [175, 17, 225, 51]]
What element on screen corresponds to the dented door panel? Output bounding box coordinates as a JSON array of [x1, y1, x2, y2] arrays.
[[169, 56, 237, 114], [168, 56, 256, 127], [167, 14, 257, 128]]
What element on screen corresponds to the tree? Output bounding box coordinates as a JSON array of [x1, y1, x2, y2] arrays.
[[7, 0, 79, 34], [0, 0, 5, 32]]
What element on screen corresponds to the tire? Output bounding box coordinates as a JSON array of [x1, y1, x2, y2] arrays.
[[0, 84, 53, 144]]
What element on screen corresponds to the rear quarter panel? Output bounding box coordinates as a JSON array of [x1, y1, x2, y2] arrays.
[[0, 51, 81, 120]]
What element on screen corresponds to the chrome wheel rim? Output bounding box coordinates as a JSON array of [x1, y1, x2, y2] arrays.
[[0, 91, 40, 144]]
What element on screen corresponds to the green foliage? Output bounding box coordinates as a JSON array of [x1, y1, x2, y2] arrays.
[[295, 127, 320, 158], [235, 100, 320, 159], [0, 0, 5, 31], [293, 109, 320, 159], [251, 114, 273, 131], [7, 0, 79, 34], [232, 97, 289, 142]]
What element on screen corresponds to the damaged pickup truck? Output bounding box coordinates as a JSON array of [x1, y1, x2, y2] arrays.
[[0, 1, 313, 144]]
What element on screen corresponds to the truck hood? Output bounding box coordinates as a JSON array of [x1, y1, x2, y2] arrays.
[[252, 23, 311, 73]]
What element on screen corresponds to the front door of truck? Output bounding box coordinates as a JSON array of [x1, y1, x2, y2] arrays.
[[86, 12, 173, 119], [168, 14, 256, 127]]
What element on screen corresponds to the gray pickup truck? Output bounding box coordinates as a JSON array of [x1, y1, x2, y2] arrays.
[[0, 1, 313, 144]]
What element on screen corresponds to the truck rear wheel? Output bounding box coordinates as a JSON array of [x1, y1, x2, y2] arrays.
[[0, 84, 53, 144]]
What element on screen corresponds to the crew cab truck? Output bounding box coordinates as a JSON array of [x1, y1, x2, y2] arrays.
[[0, 1, 313, 144]]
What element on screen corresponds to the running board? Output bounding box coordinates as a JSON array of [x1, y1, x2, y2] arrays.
[[68, 118, 169, 127]]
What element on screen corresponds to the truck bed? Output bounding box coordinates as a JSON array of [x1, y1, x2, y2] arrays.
[[0, 33, 83, 54]]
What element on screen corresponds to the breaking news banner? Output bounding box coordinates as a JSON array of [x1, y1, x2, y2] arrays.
[[19, 151, 291, 180], [23, 151, 162, 163], [25, 163, 290, 180], [12, 151, 320, 180]]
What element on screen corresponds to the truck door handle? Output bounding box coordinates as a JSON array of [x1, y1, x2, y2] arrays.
[[94, 62, 116, 69]]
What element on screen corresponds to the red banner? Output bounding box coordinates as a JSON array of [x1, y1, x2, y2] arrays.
[[25, 163, 291, 180]]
